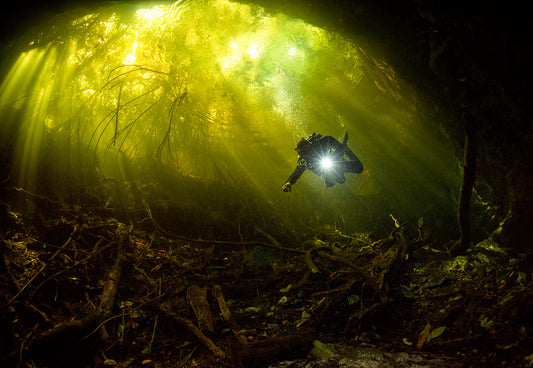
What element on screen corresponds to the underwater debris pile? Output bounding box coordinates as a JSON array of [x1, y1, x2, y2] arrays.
[[0, 182, 531, 368]]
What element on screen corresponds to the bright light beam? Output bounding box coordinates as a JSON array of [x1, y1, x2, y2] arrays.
[[320, 156, 333, 170]]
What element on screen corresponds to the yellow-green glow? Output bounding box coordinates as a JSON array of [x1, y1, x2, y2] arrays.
[[0, 0, 458, 235], [0, 0, 361, 171]]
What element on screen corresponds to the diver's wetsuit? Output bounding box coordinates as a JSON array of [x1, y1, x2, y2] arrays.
[[282, 133, 363, 191]]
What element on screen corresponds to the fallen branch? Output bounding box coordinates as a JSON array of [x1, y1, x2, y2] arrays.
[[140, 190, 305, 253], [239, 327, 316, 367], [8, 225, 78, 305], [97, 235, 126, 343], [214, 285, 247, 346], [21, 235, 126, 358], [98, 237, 125, 318], [305, 246, 330, 274], [159, 306, 226, 360], [318, 251, 387, 302], [187, 285, 215, 333], [29, 238, 117, 301], [451, 112, 476, 256]]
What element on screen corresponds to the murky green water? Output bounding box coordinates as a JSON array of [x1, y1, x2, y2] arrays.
[[0, 0, 459, 239]]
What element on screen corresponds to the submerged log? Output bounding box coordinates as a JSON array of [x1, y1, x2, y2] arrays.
[[239, 327, 316, 368], [187, 285, 215, 333]]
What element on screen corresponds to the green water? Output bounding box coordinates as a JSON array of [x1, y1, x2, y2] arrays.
[[0, 0, 459, 239]]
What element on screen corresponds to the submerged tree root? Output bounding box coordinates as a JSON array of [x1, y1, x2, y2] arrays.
[[1, 232, 127, 367], [158, 306, 226, 360], [1, 189, 530, 367]]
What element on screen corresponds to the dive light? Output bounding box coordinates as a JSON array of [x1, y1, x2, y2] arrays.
[[320, 156, 334, 170]]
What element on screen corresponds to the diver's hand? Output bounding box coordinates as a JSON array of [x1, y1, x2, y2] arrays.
[[282, 182, 292, 192]]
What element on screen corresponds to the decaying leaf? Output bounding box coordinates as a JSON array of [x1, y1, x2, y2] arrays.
[[417, 323, 432, 351], [428, 326, 446, 341]]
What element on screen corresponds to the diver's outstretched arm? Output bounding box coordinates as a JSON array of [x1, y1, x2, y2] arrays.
[[282, 158, 306, 191]]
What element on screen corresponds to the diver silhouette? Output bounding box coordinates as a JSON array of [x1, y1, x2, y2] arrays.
[[282, 132, 363, 192]]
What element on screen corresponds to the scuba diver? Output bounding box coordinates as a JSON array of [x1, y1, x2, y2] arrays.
[[282, 132, 363, 192]]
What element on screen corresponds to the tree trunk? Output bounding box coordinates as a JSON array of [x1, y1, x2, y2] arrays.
[[451, 113, 476, 256]]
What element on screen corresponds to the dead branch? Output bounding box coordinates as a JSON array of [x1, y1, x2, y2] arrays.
[[97, 235, 126, 344], [140, 193, 305, 253], [19, 234, 126, 358], [146, 278, 162, 354], [29, 238, 117, 301], [214, 285, 248, 346], [451, 112, 477, 256], [187, 285, 215, 333], [305, 246, 330, 274], [159, 305, 226, 360], [8, 225, 78, 305], [318, 251, 387, 302], [98, 237, 125, 319], [239, 327, 316, 368]]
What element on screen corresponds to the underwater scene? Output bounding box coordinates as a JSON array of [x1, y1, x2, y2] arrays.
[[0, 1, 530, 367], [0, 0, 458, 240]]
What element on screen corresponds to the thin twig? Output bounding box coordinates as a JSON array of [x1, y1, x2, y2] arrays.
[[148, 279, 162, 351], [318, 251, 387, 302], [8, 225, 78, 305], [141, 194, 305, 253], [29, 239, 116, 301]]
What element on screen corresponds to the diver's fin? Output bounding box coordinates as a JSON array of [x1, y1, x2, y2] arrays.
[[342, 131, 348, 146]]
